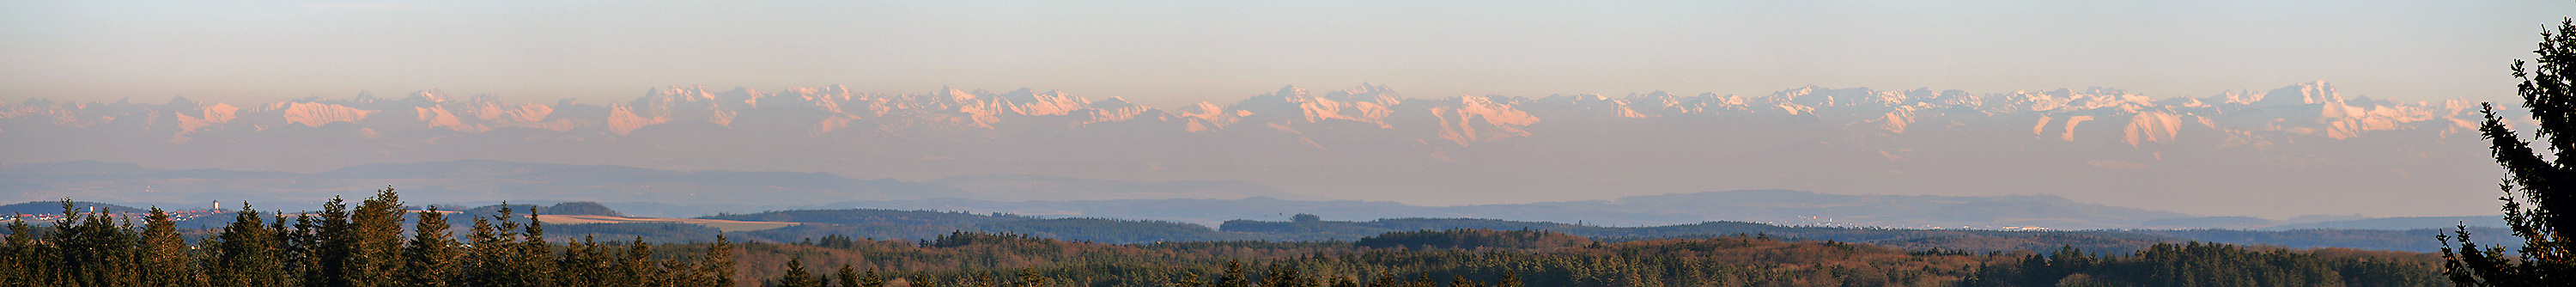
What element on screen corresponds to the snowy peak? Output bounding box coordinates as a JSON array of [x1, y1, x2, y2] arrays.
[[0, 82, 2481, 149], [0, 79, 2496, 217], [2259, 81, 2341, 107]]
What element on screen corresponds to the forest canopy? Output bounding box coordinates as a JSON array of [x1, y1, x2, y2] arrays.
[[0, 188, 2452, 287]]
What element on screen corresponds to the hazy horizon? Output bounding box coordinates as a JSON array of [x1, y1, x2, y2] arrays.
[[4, 1, 2567, 223], [0, 79, 2506, 219]]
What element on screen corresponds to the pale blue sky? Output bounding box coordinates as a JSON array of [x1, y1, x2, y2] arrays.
[[3, 1, 2568, 107]]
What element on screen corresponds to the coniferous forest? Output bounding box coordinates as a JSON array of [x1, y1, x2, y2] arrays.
[[0, 188, 2449, 287], [3, 188, 742, 287]]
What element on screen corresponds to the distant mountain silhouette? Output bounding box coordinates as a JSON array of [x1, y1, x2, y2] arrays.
[[463, 201, 624, 217], [2262, 216, 2506, 230], [2142, 216, 2275, 229], [1, 160, 2504, 232], [133, 195, 2510, 253], [0, 160, 1296, 209], [0, 82, 2500, 217]]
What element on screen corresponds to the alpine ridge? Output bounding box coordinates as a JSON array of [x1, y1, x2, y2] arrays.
[[0, 82, 2499, 217]]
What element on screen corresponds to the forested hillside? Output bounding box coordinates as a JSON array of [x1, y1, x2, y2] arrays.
[[0, 189, 747, 287], [615, 209, 2509, 253], [0, 190, 2451, 287], [118, 200, 2508, 254], [694, 209, 1254, 244], [683, 210, 2189, 252], [729, 229, 2444, 287]]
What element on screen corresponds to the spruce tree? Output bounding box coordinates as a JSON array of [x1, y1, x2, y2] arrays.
[[315, 196, 356, 287], [289, 207, 326, 286], [1259, 263, 1296, 287], [48, 200, 85, 286], [1215, 260, 1248, 287], [2446, 17, 2576, 287], [1172, 271, 1203, 287], [705, 235, 737, 287], [781, 258, 819, 287], [138, 207, 202, 287], [6, 188, 770, 287], [3, 216, 39, 286], [911, 274, 944, 287], [272, 212, 307, 287], [462, 207, 507, 287], [401, 205, 457, 287], [349, 187, 408, 287], [1018, 269, 1051, 287], [835, 265, 861, 287], [573, 235, 620, 287], [210, 206, 286, 287], [560, 235, 604, 287], [54, 200, 143, 287], [518, 208, 558, 287], [623, 238, 659, 287]]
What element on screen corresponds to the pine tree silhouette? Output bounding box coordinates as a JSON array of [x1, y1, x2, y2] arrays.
[[2445, 17, 2576, 287]]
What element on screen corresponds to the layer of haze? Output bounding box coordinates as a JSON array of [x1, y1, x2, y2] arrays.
[[0, 1, 2568, 219], [3, 1, 2570, 108]]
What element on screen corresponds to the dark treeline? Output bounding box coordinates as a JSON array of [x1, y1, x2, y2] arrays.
[[0, 188, 740, 287], [744, 229, 2446, 287], [1959, 242, 2442, 287], [741, 229, 1991, 287]]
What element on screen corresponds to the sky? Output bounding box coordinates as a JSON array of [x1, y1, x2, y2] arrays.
[[3, 1, 2572, 108]]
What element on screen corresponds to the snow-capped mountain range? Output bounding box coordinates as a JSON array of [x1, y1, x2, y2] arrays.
[[0, 82, 2503, 217]]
